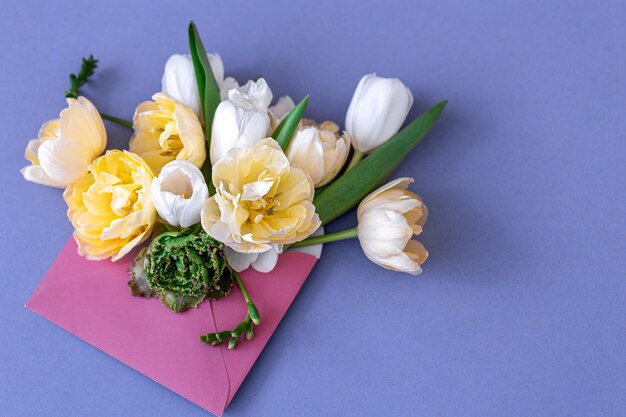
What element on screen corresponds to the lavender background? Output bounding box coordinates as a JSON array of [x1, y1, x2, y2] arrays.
[[1, 1, 625, 416]]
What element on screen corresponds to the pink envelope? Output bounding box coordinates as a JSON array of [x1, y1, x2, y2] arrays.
[[26, 238, 319, 416]]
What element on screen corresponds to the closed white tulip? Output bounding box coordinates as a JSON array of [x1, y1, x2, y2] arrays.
[[286, 122, 351, 187], [357, 178, 428, 275], [21, 97, 106, 188], [209, 78, 273, 164], [162, 53, 225, 117], [345, 74, 413, 153], [151, 160, 209, 228]]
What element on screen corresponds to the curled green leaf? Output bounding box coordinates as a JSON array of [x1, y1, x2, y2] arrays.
[[272, 96, 309, 149], [313, 100, 447, 225]]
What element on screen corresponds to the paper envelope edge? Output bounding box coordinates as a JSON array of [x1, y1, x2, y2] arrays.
[[25, 238, 320, 416]]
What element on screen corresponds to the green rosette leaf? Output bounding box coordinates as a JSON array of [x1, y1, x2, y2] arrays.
[[128, 247, 157, 298], [129, 229, 234, 312]]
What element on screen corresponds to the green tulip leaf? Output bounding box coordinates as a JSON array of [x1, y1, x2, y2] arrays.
[[188, 22, 221, 191], [272, 96, 309, 150], [313, 100, 447, 225]]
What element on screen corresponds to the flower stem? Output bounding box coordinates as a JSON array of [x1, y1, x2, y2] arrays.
[[200, 270, 260, 348], [345, 149, 365, 171], [291, 227, 358, 248], [233, 271, 260, 325], [100, 112, 132, 128]]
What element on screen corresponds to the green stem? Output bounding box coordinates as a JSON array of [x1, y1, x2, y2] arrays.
[[291, 227, 358, 248], [100, 112, 133, 128], [233, 271, 260, 325], [345, 149, 365, 171], [233, 271, 251, 303]]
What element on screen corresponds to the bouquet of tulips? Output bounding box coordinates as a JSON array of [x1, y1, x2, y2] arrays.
[[21, 22, 445, 349]]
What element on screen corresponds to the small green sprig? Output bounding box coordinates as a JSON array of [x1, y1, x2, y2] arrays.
[[200, 271, 261, 349], [64, 55, 98, 99], [62, 55, 133, 128]]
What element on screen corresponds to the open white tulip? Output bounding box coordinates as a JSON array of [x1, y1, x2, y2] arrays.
[[357, 177, 428, 275], [151, 160, 209, 228], [162, 53, 225, 117], [21, 97, 106, 188], [286, 122, 351, 187], [224, 245, 280, 273], [345, 74, 413, 153], [224, 226, 325, 273], [209, 78, 273, 164]]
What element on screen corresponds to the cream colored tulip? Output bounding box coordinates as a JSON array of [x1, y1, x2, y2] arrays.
[[269, 95, 295, 119], [286, 122, 351, 187], [209, 78, 273, 164], [129, 93, 205, 174], [201, 138, 320, 253], [151, 160, 208, 228], [162, 53, 225, 117], [64, 150, 156, 261], [357, 178, 428, 275], [345, 74, 413, 153], [21, 97, 106, 188]]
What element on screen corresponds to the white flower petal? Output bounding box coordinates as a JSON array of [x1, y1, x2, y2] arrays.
[[224, 247, 259, 272], [345, 74, 413, 153]]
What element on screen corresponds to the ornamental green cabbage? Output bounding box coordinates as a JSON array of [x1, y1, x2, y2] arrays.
[[129, 228, 233, 312]]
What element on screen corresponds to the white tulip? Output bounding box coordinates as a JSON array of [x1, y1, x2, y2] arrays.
[[162, 53, 225, 117], [345, 74, 413, 153], [226, 77, 273, 110], [268, 95, 296, 132], [269, 95, 295, 119], [21, 97, 106, 188], [219, 77, 240, 100], [357, 178, 428, 275], [224, 226, 325, 273], [286, 122, 351, 187], [209, 78, 273, 164], [224, 245, 280, 273], [151, 160, 209, 228]]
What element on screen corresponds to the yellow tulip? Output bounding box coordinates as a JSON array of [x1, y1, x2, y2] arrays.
[[21, 97, 107, 188], [129, 93, 205, 174], [201, 138, 320, 253], [64, 150, 157, 261]]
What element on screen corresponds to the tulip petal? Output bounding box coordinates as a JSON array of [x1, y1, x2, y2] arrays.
[[20, 165, 67, 188], [250, 248, 279, 273], [38, 137, 93, 183]]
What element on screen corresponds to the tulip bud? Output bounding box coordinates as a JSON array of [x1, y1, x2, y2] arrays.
[[228, 336, 240, 350], [245, 326, 255, 341], [151, 160, 209, 228], [345, 74, 413, 153], [357, 178, 428, 275], [209, 78, 274, 164], [162, 53, 225, 117], [286, 122, 351, 187], [231, 321, 248, 338], [247, 302, 261, 325]]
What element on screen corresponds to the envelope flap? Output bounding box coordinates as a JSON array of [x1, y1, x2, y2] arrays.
[[211, 251, 319, 408], [26, 239, 231, 414], [26, 238, 319, 416]]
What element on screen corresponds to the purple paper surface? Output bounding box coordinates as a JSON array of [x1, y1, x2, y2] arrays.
[[1, 1, 625, 416]]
